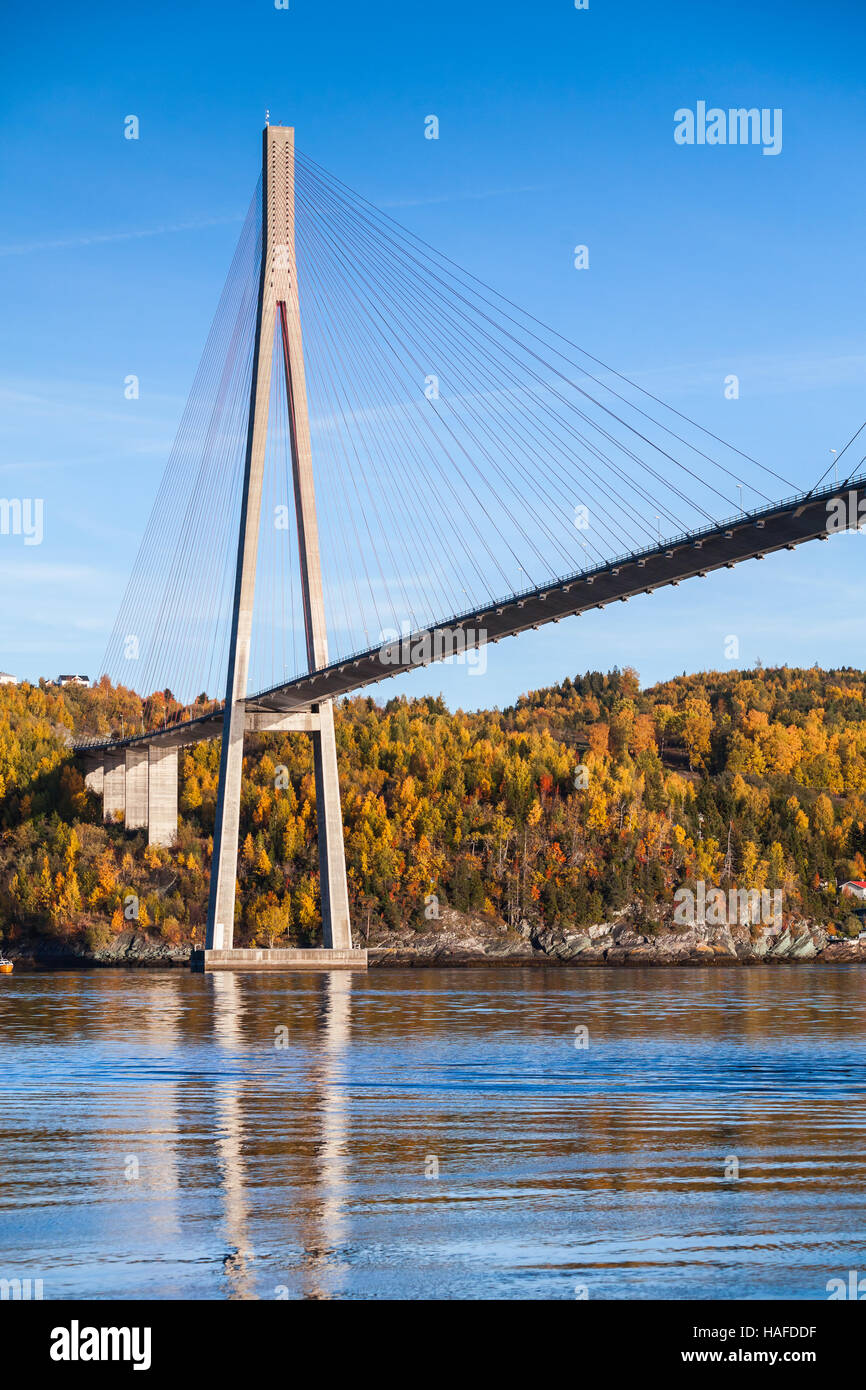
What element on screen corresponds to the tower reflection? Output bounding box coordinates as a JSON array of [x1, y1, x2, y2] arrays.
[[209, 969, 354, 1299], [300, 971, 352, 1299], [211, 971, 256, 1299]]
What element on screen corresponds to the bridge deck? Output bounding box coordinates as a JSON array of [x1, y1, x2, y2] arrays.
[[74, 475, 863, 757]]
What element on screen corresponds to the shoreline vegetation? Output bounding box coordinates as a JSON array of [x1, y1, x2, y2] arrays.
[[2, 664, 866, 969], [6, 912, 866, 969]]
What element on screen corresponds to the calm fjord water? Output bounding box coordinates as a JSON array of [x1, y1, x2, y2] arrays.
[[1, 966, 865, 1300]]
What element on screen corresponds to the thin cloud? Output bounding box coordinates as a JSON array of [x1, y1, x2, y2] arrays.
[[0, 214, 244, 258], [0, 560, 108, 588]]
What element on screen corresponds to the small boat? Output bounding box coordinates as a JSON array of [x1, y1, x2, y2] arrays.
[[0, 956, 13, 975]]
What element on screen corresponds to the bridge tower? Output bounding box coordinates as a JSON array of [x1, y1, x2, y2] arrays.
[[205, 125, 353, 954]]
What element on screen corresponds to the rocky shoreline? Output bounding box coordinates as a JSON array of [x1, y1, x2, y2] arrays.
[[364, 910, 866, 966], [4, 908, 866, 969]]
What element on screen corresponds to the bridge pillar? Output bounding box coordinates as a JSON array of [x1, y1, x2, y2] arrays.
[[206, 124, 353, 954], [84, 763, 104, 796], [148, 745, 177, 847], [312, 701, 352, 950], [125, 747, 149, 830], [103, 751, 125, 823], [206, 125, 283, 952]]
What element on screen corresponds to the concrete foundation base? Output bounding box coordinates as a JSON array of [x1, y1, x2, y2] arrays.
[[190, 947, 368, 972]]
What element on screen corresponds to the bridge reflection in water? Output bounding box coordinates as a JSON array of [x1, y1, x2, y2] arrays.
[[6, 967, 866, 1299], [210, 971, 353, 1300]]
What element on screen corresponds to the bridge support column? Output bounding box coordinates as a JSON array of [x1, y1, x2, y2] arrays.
[[205, 127, 281, 953], [312, 701, 352, 950], [125, 747, 149, 830], [84, 763, 104, 796], [103, 752, 125, 823], [205, 123, 353, 955], [148, 745, 177, 847], [208, 714, 246, 948]]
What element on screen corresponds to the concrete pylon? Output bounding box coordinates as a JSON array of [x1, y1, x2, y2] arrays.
[[148, 745, 178, 847], [205, 125, 352, 953], [103, 751, 125, 823], [125, 747, 149, 830], [277, 293, 352, 950]]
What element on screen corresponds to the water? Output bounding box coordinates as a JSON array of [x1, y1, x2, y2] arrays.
[[1, 965, 865, 1300]]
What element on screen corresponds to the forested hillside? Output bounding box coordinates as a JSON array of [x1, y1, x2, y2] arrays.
[[1, 665, 864, 953]]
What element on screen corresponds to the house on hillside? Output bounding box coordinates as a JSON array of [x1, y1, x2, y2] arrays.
[[0, 672, 17, 685], [56, 674, 90, 687]]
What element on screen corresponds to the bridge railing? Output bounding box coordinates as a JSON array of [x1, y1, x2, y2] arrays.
[[248, 470, 866, 703], [74, 469, 866, 746], [71, 704, 226, 754]]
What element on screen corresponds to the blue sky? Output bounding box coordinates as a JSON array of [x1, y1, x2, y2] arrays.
[[1, 0, 865, 707]]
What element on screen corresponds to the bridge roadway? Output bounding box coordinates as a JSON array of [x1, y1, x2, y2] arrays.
[[73, 474, 865, 758]]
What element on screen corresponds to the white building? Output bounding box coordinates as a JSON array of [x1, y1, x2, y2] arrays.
[[0, 671, 17, 685], [56, 674, 90, 687]]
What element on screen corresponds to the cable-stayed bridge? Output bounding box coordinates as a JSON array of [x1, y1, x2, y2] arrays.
[[74, 124, 866, 968]]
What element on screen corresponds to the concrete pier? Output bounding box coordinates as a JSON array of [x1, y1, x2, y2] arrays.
[[125, 747, 149, 830], [103, 751, 125, 823], [312, 700, 352, 949], [148, 745, 178, 847], [205, 125, 355, 959], [86, 743, 178, 845], [84, 763, 104, 795], [191, 947, 367, 972], [79, 125, 358, 972], [205, 127, 284, 951]]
